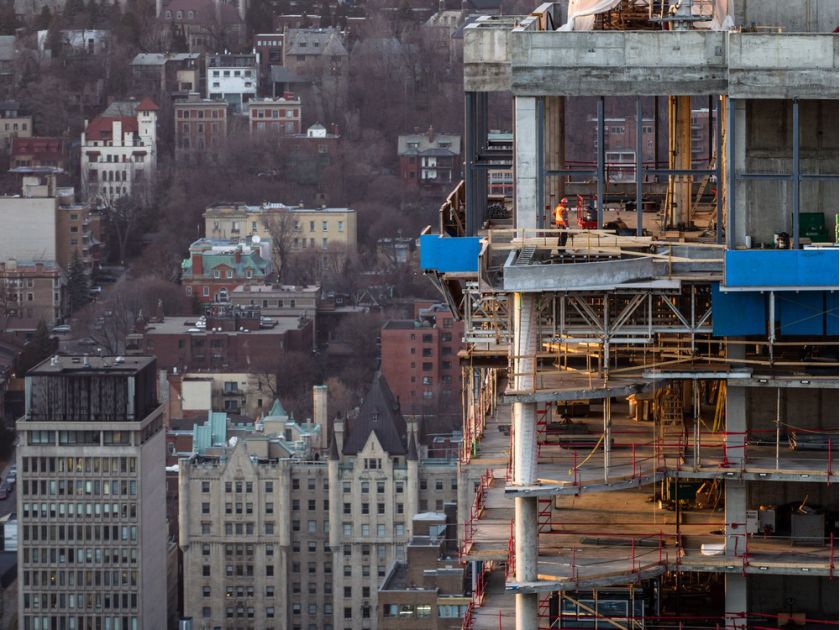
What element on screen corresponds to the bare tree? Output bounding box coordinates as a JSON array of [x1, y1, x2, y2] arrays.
[[261, 212, 298, 281], [103, 195, 150, 266]]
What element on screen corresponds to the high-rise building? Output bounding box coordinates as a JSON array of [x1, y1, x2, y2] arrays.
[[16, 355, 167, 630]]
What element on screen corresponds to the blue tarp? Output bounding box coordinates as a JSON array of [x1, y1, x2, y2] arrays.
[[711, 282, 766, 336], [419, 235, 481, 273], [725, 249, 839, 289], [777, 291, 825, 336]]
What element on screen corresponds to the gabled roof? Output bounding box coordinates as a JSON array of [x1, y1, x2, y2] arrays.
[[11, 137, 63, 158], [286, 28, 348, 57], [265, 398, 288, 419], [342, 373, 407, 456], [136, 97, 160, 112]]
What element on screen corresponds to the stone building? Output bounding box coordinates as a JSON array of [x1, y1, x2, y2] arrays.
[[16, 355, 167, 630], [179, 376, 459, 630]]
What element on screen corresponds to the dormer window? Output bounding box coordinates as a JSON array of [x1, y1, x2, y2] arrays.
[[176, 10, 182, 18], [188, 10, 194, 17], [165, 10, 171, 18]]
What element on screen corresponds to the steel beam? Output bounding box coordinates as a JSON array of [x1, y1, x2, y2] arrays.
[[635, 96, 644, 236], [597, 96, 605, 226]]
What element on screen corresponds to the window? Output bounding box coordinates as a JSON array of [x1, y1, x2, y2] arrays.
[[322, 220, 328, 232], [201, 481, 210, 493]]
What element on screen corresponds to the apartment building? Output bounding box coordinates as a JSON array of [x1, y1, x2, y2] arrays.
[[174, 95, 229, 162], [16, 355, 167, 630], [246, 95, 302, 135], [130, 52, 204, 98], [80, 98, 159, 204], [0, 259, 64, 332], [421, 2, 839, 629], [204, 202, 357, 252], [180, 376, 459, 630], [180, 239, 271, 304], [206, 53, 258, 113], [381, 304, 464, 417], [0, 169, 101, 276], [157, 0, 247, 53], [231, 284, 319, 319]]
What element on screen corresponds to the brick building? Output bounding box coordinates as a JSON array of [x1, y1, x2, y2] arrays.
[[180, 239, 271, 304], [254, 33, 285, 88], [380, 303, 464, 417], [130, 52, 204, 98], [174, 95, 229, 162], [139, 309, 312, 372], [246, 95, 302, 135], [0, 259, 64, 332]]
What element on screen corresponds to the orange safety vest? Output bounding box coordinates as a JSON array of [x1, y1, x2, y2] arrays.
[[554, 203, 568, 227]]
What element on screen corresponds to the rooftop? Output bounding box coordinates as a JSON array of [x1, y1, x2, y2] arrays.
[[144, 316, 304, 336], [130, 52, 201, 66], [29, 355, 154, 376], [231, 284, 320, 295]]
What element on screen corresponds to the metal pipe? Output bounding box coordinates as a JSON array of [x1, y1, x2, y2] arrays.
[[792, 98, 800, 249], [635, 96, 644, 236], [545, 169, 597, 177], [715, 96, 723, 244], [645, 168, 717, 176], [597, 96, 605, 227], [775, 388, 781, 471], [654, 95, 661, 175]]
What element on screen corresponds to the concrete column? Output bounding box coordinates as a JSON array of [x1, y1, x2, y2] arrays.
[[725, 344, 747, 466], [278, 464, 291, 548], [725, 573, 748, 629], [726, 98, 748, 247], [512, 291, 538, 630], [669, 95, 693, 228], [456, 462, 468, 548], [515, 96, 539, 230], [725, 480, 747, 556]]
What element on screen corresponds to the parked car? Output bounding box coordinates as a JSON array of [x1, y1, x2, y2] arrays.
[[5, 472, 16, 488], [52, 324, 72, 334], [78, 337, 97, 346], [89, 286, 103, 296], [0, 484, 7, 500]]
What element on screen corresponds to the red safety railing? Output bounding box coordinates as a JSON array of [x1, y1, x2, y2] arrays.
[[461, 468, 494, 561]]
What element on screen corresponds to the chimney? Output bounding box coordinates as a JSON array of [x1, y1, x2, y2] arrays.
[[191, 252, 203, 276], [313, 385, 328, 449], [234, 248, 242, 264], [427, 124, 435, 142], [334, 415, 344, 454]]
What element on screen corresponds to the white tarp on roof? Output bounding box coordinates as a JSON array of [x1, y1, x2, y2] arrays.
[[558, 0, 734, 31]]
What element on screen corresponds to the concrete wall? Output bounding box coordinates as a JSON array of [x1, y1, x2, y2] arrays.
[[733, 0, 839, 32], [0, 198, 57, 263], [748, 575, 839, 620], [463, 21, 513, 92], [743, 99, 838, 245], [140, 424, 168, 630], [746, 388, 838, 432]]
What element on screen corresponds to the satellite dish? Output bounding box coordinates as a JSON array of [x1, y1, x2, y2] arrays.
[[252, 235, 261, 244]]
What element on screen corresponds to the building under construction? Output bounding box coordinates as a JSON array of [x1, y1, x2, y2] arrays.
[[421, 1, 838, 628]]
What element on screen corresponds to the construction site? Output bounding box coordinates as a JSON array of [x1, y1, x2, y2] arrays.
[[420, 1, 839, 628]]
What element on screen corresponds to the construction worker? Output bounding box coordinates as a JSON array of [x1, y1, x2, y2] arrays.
[[554, 197, 569, 247]]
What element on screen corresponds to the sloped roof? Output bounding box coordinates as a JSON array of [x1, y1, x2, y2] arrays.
[[85, 116, 138, 141], [265, 398, 288, 419], [398, 130, 461, 156], [162, 0, 243, 25], [342, 373, 407, 456], [136, 97, 160, 112], [286, 28, 348, 57], [11, 137, 63, 159]]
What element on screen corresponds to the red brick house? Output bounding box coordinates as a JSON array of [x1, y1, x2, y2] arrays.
[[180, 239, 271, 304]]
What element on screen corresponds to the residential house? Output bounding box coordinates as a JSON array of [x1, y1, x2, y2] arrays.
[[206, 52, 258, 113], [0, 101, 32, 149], [246, 95, 302, 135], [204, 202, 357, 253], [36, 29, 110, 57], [130, 52, 204, 99], [157, 0, 247, 52], [254, 33, 285, 88], [10, 137, 66, 170], [80, 98, 159, 204], [398, 128, 461, 197], [174, 94, 229, 162], [180, 239, 271, 304]]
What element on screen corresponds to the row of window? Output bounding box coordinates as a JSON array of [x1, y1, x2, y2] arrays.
[[252, 108, 297, 119], [21, 545, 137, 566], [87, 154, 145, 163], [24, 590, 137, 611], [22, 478, 137, 501], [341, 523, 403, 537], [21, 568, 137, 589], [22, 523, 137, 548], [211, 69, 253, 78], [22, 501, 136, 520], [23, 617, 137, 630], [176, 108, 224, 119]]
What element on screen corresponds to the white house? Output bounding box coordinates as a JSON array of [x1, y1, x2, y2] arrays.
[[206, 53, 258, 113], [80, 98, 158, 204]]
